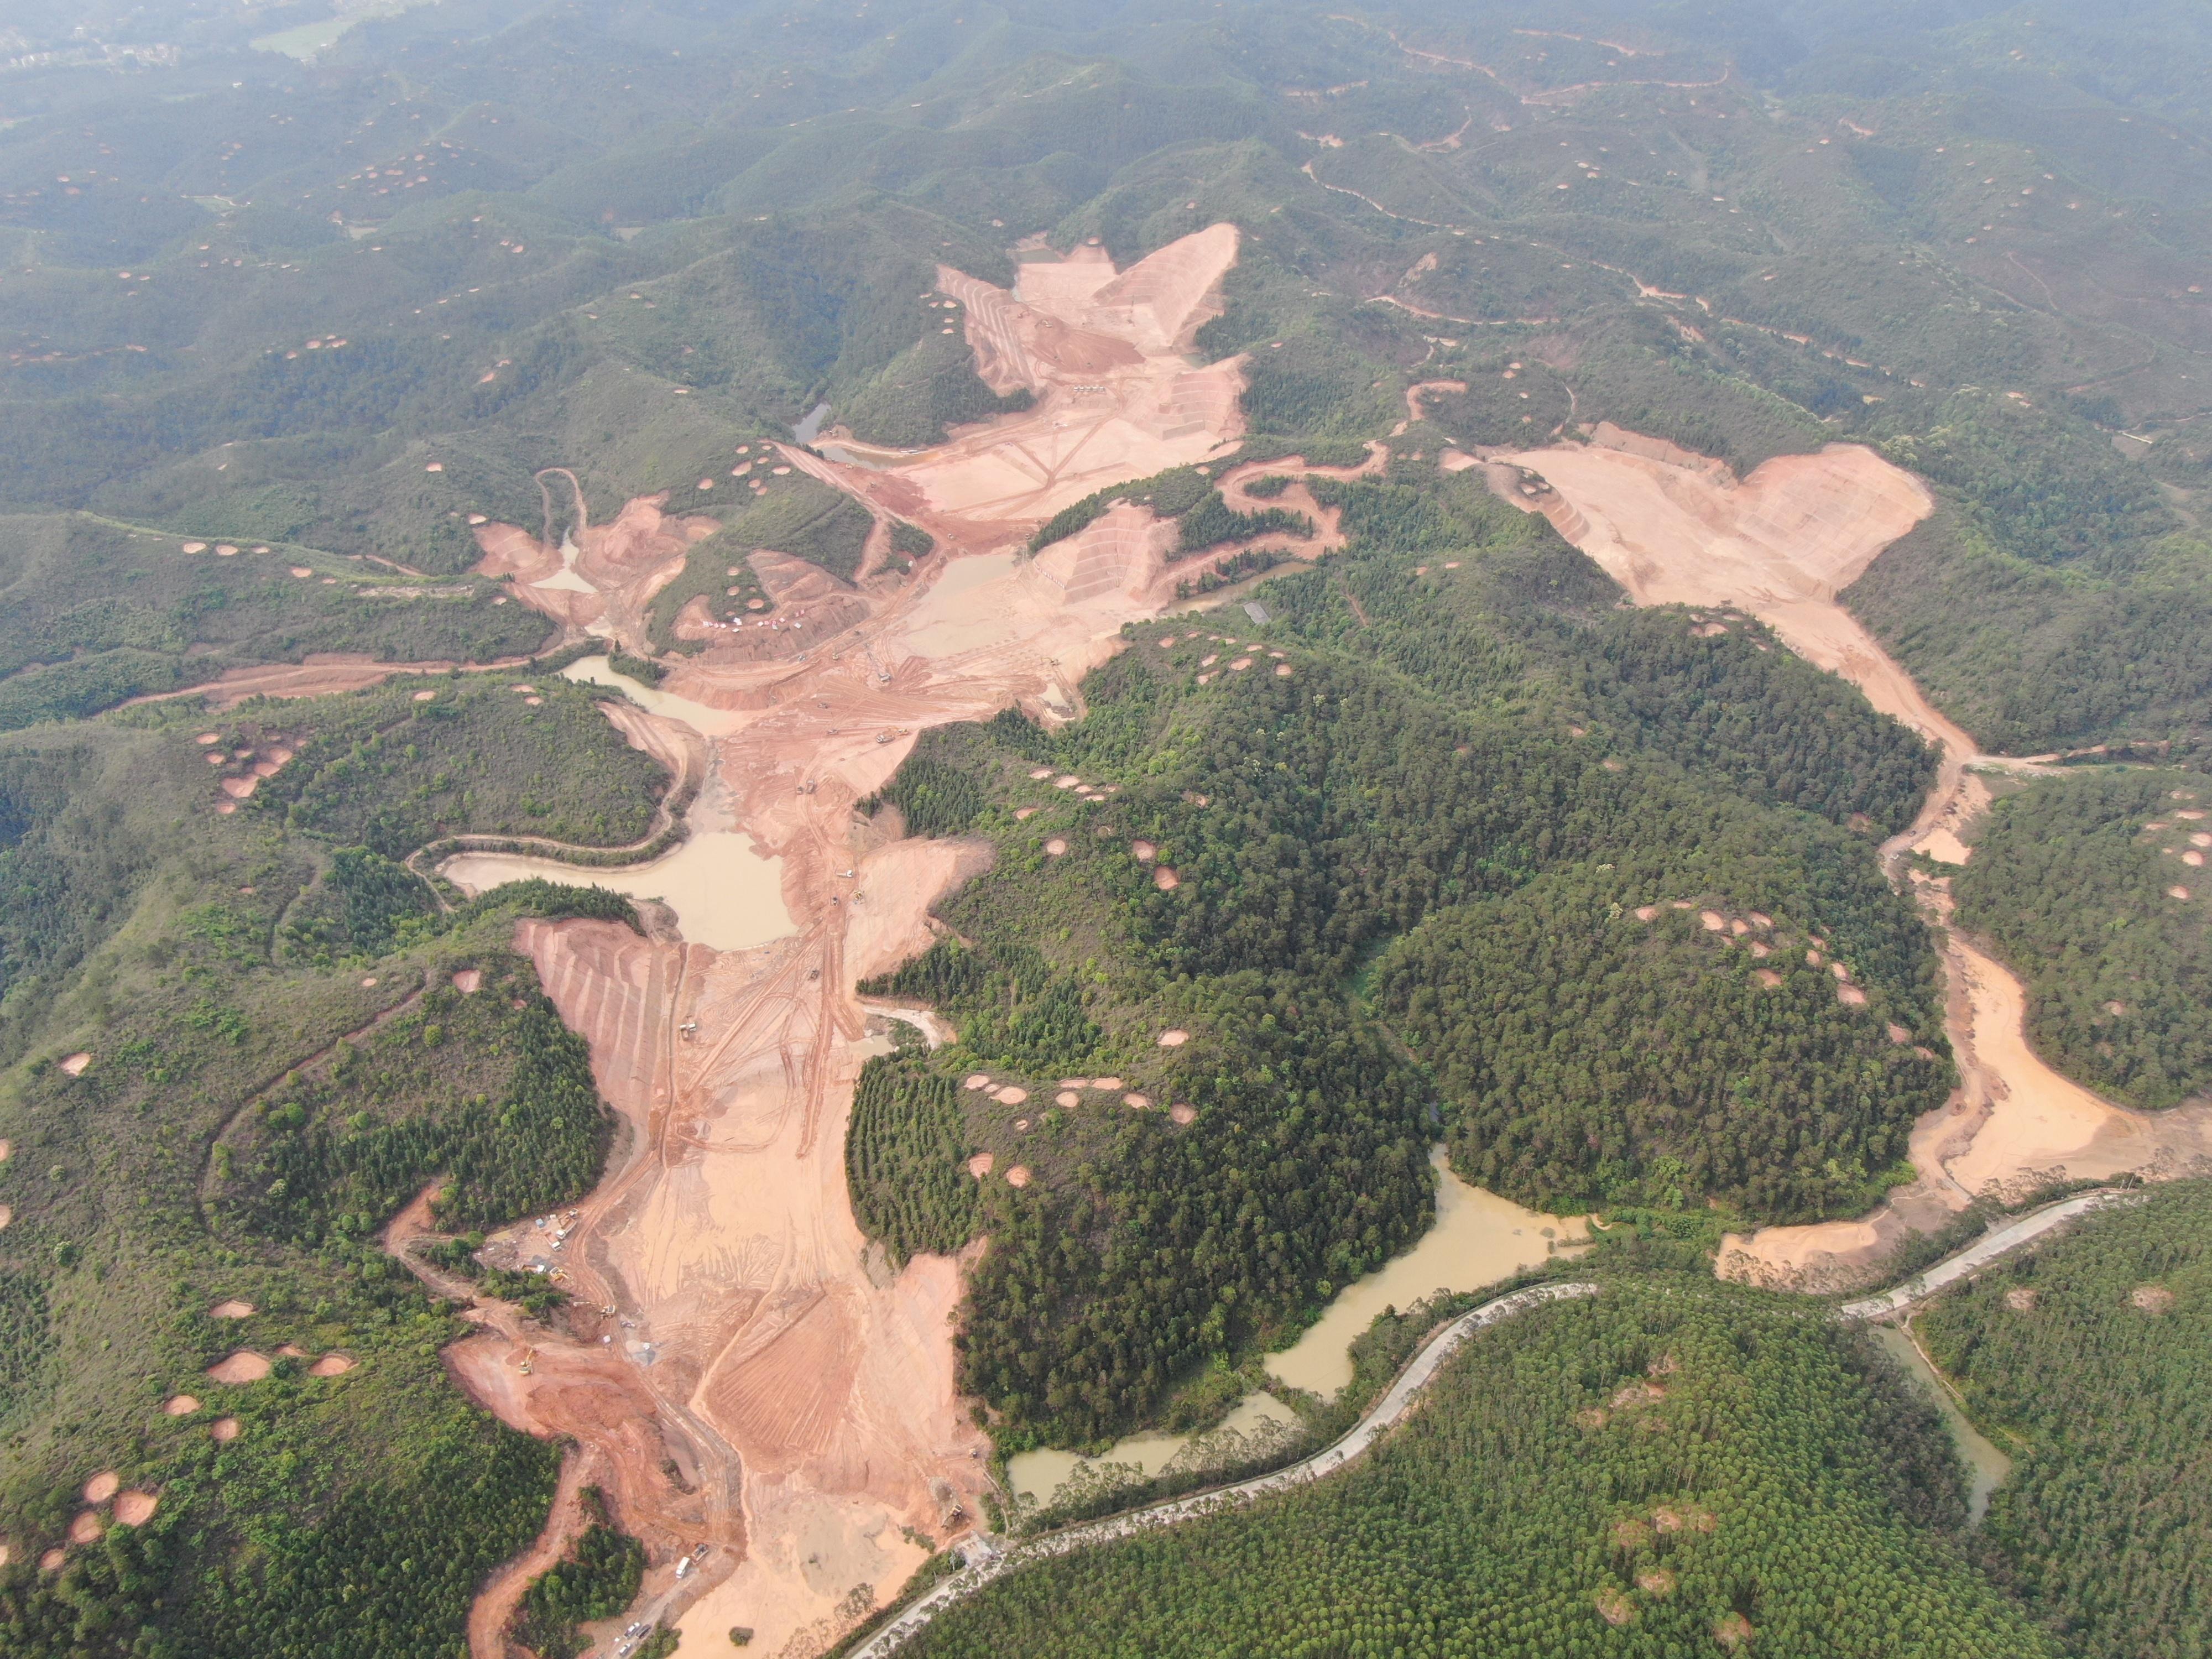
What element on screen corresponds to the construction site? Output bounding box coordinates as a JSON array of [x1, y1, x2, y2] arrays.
[[418, 226, 1394, 1657]]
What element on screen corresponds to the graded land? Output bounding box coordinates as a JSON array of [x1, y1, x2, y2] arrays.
[[9, 3, 2212, 1649], [407, 226, 1400, 1656], [435, 397, 1989, 1647], [434, 397, 2093, 1647]]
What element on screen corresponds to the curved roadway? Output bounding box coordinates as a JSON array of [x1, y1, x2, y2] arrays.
[[847, 1186, 2142, 1658]]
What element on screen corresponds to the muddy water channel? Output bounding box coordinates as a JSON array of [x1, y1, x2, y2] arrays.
[[1499, 433, 2212, 1288], [1006, 1392, 1302, 1509], [561, 654, 750, 736], [441, 833, 795, 952], [1872, 1325, 2011, 1522], [437, 656, 798, 951]]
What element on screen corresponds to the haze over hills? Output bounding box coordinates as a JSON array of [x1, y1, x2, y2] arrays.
[[0, 3, 2209, 1657]]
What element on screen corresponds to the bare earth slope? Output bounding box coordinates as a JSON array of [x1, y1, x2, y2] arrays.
[[1492, 431, 2212, 1291], [809, 226, 1246, 554], [428, 227, 1257, 1658], [474, 475, 720, 651]]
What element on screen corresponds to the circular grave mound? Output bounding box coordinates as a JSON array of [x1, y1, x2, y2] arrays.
[[206, 1350, 272, 1385]]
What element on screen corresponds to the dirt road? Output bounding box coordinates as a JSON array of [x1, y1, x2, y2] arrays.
[[121, 649, 549, 709]]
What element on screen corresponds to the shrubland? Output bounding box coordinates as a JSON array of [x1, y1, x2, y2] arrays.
[[0, 686, 657, 1656], [0, 513, 551, 732]]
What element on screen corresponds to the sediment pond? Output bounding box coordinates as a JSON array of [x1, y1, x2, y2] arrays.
[[1874, 1324, 2011, 1522], [441, 831, 794, 952], [1005, 1392, 1300, 1510], [1265, 1147, 1587, 1399]]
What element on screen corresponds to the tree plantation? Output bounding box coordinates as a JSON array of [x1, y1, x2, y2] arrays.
[[906, 1282, 2059, 1659]]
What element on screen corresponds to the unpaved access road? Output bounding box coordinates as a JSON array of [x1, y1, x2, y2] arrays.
[[848, 1187, 2124, 1658]]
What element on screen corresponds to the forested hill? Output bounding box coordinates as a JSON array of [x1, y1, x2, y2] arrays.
[[906, 1279, 2059, 1659], [2, 0, 2211, 1653], [0, 679, 658, 1656], [854, 472, 1945, 1447], [1919, 1181, 2212, 1659]]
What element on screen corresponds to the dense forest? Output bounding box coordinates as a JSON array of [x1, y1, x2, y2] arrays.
[[846, 1056, 978, 1265], [1381, 864, 1949, 1219], [837, 321, 1036, 450], [207, 958, 614, 1246], [909, 1280, 2058, 1658], [851, 552, 1943, 1441], [1919, 1181, 2212, 1659], [1951, 769, 2212, 1110], [247, 671, 671, 860], [510, 1486, 648, 1659]]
